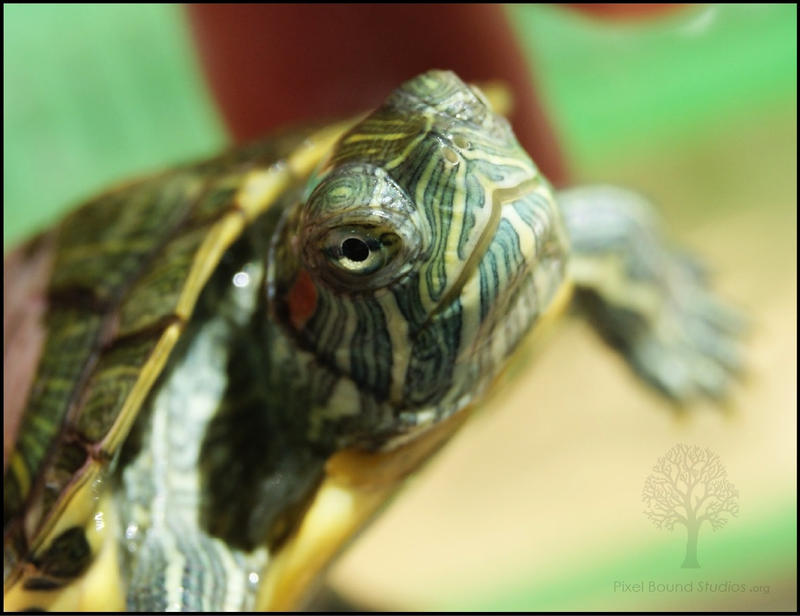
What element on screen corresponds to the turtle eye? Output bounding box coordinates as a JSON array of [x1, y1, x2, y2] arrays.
[[320, 226, 402, 281], [300, 164, 423, 291], [341, 237, 370, 264]]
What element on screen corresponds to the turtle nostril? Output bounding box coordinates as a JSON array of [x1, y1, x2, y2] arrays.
[[341, 237, 370, 262]]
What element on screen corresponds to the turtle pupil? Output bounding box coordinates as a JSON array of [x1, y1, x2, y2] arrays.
[[341, 237, 370, 262]]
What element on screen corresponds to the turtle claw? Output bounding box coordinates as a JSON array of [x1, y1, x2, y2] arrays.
[[691, 289, 750, 337], [629, 253, 748, 403], [632, 334, 736, 402], [684, 310, 747, 373], [559, 184, 748, 405]]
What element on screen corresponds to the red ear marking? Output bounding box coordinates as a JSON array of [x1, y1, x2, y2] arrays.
[[288, 269, 317, 331]]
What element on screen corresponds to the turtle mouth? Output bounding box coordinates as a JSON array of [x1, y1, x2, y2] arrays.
[[392, 176, 568, 436], [422, 177, 542, 329], [451, 177, 569, 368]]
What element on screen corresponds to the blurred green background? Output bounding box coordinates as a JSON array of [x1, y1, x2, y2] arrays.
[[3, 3, 796, 612], [5, 4, 796, 246]]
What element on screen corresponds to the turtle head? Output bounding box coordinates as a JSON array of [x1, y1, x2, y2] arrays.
[[275, 70, 569, 449]]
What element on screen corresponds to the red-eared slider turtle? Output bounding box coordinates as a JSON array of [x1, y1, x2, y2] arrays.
[[3, 70, 743, 611]]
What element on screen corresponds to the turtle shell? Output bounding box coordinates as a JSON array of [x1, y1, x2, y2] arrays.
[[2, 120, 354, 601], [4, 74, 525, 611]]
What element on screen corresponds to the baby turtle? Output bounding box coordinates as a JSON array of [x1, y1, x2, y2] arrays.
[[3, 70, 743, 611]]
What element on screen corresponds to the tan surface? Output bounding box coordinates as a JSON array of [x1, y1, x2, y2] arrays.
[[327, 106, 797, 609]]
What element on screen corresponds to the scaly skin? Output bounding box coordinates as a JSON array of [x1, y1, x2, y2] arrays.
[[3, 71, 745, 611]]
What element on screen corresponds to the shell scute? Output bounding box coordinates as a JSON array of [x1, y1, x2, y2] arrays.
[[73, 332, 166, 444], [3, 123, 346, 592], [49, 174, 202, 305]]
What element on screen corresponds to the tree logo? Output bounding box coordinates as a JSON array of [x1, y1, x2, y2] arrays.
[[642, 444, 739, 568]]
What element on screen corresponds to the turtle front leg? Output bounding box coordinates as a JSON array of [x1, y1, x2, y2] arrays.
[[556, 185, 747, 401]]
